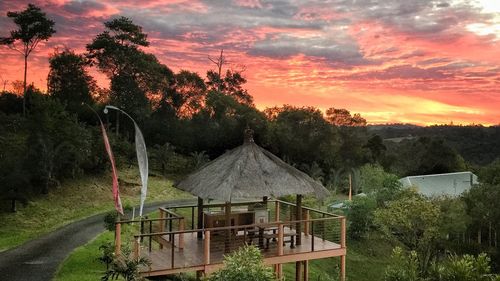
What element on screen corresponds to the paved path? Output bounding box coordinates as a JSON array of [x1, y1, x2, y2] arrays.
[[0, 199, 196, 281]]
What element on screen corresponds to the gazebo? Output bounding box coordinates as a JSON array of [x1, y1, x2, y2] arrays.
[[117, 129, 346, 281], [175, 129, 331, 279]]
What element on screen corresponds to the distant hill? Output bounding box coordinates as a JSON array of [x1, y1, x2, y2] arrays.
[[368, 125, 500, 166]]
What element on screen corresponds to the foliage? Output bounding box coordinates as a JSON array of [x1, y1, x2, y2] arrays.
[[384, 247, 421, 281], [384, 248, 500, 281], [325, 108, 366, 127], [0, 3, 56, 115], [26, 94, 92, 193], [47, 48, 96, 117], [346, 195, 377, 240], [100, 244, 150, 281], [429, 253, 499, 281], [374, 191, 441, 272], [207, 245, 276, 281]]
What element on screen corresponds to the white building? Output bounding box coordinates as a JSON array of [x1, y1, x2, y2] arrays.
[[399, 171, 478, 197]]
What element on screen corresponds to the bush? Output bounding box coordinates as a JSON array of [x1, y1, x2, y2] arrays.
[[100, 243, 150, 281], [345, 195, 377, 240], [207, 245, 276, 281]]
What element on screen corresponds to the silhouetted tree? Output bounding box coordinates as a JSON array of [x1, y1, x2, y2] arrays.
[[47, 49, 96, 116], [0, 4, 55, 115]]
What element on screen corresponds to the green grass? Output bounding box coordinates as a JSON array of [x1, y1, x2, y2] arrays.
[[0, 167, 191, 251], [54, 231, 114, 281], [282, 234, 394, 281]]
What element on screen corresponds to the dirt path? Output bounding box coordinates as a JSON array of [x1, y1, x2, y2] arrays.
[[0, 199, 196, 281]]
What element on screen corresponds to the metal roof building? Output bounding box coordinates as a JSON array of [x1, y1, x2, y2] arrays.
[[399, 171, 478, 197]]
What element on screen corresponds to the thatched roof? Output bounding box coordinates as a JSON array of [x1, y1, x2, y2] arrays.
[[175, 133, 329, 202]]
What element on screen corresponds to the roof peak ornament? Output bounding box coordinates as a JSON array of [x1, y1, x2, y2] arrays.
[[244, 127, 254, 143]]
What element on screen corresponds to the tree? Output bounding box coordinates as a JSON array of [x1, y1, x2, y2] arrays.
[[364, 135, 386, 163], [346, 195, 377, 239], [170, 70, 206, 118], [375, 191, 441, 273], [87, 16, 148, 77], [267, 105, 338, 171], [206, 49, 253, 105], [47, 49, 96, 115], [207, 245, 276, 281], [325, 107, 367, 126], [0, 4, 55, 115], [25, 94, 91, 194]]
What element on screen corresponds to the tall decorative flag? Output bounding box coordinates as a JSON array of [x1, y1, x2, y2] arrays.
[[86, 105, 123, 215], [104, 106, 149, 217]]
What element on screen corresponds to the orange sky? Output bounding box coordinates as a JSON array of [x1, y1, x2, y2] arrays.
[[0, 0, 499, 125]]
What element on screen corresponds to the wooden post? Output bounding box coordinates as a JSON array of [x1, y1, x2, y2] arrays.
[[197, 197, 203, 239], [295, 261, 302, 281], [133, 237, 140, 261], [340, 255, 346, 281], [304, 210, 310, 236], [277, 223, 284, 256], [275, 201, 280, 222], [225, 201, 232, 253], [341, 217, 346, 248], [115, 221, 121, 256], [348, 173, 352, 201], [204, 230, 211, 265], [296, 195, 302, 245], [159, 208, 165, 232], [179, 218, 185, 250], [276, 224, 284, 281], [303, 260, 309, 281], [340, 216, 346, 281]]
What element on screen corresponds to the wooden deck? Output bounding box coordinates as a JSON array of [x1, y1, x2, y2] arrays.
[[140, 229, 344, 277]]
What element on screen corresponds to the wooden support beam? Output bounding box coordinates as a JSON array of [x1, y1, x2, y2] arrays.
[[133, 237, 140, 261], [296, 194, 303, 245], [304, 210, 310, 236], [179, 218, 185, 250], [295, 261, 302, 281], [303, 260, 309, 281], [340, 255, 346, 281], [277, 223, 284, 256], [204, 230, 210, 265], [341, 217, 346, 248], [197, 197, 203, 239], [275, 201, 280, 222], [159, 208, 166, 232]]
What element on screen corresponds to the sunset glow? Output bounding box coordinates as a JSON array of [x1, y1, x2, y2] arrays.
[[0, 0, 499, 125]]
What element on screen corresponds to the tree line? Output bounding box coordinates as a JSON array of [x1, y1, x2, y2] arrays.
[[0, 4, 489, 209]]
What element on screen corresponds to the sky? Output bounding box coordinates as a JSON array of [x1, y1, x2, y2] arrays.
[[0, 0, 499, 125]]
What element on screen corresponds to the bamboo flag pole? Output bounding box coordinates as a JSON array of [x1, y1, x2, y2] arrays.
[[104, 106, 149, 217]]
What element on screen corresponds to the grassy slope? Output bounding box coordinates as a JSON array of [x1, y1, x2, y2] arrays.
[[0, 167, 190, 251]]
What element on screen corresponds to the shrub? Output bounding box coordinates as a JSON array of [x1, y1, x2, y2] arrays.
[[207, 245, 276, 281]]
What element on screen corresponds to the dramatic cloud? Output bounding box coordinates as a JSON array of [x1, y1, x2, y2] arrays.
[[0, 0, 499, 125]]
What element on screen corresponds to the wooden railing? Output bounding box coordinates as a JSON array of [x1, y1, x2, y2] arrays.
[[131, 215, 345, 269], [115, 199, 346, 280]]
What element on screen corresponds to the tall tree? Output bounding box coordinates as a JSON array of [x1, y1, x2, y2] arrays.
[[0, 4, 56, 116], [206, 49, 253, 105], [325, 107, 366, 126], [47, 49, 96, 114]]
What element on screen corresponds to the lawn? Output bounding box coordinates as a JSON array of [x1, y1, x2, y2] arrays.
[[0, 167, 190, 251]]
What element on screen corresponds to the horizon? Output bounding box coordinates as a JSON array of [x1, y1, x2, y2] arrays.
[[1, 0, 499, 126]]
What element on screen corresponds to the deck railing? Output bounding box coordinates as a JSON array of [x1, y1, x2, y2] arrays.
[[115, 199, 346, 274]]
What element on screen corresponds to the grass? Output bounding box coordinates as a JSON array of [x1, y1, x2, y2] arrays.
[[0, 167, 191, 252], [282, 233, 394, 281], [54, 230, 114, 281]]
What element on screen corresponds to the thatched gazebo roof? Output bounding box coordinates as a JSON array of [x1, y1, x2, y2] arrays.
[[175, 131, 329, 202]]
